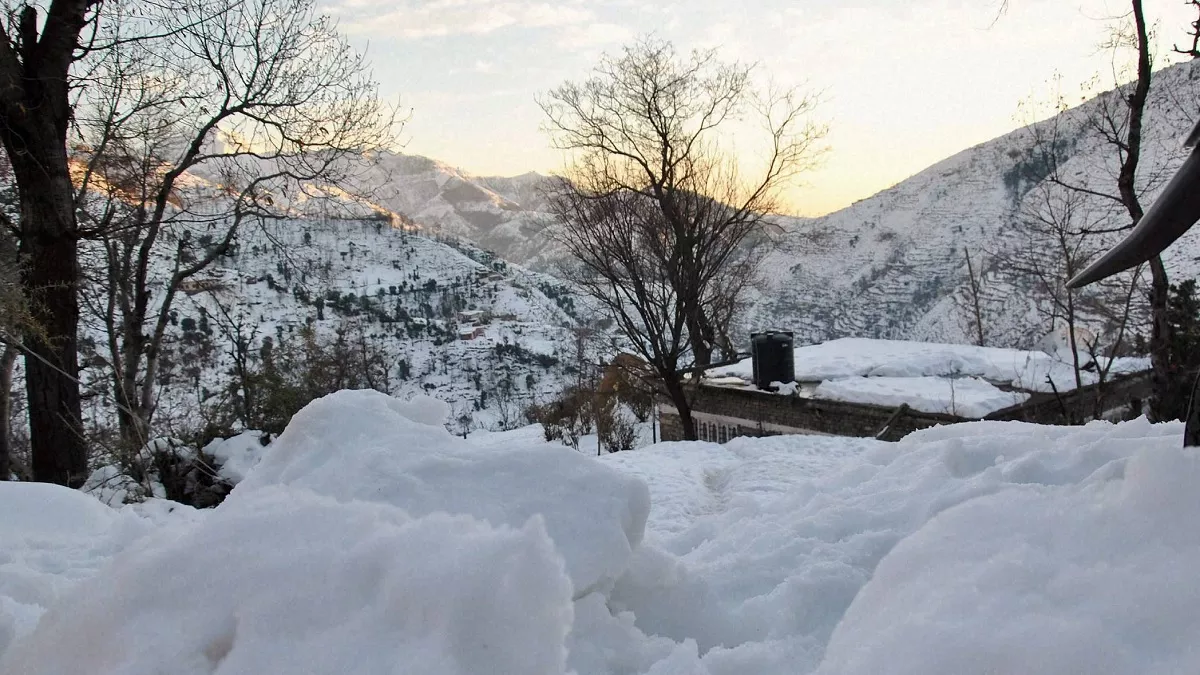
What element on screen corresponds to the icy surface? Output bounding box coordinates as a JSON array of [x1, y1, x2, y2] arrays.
[[813, 375, 1029, 416], [231, 390, 650, 597], [4, 390, 1198, 675], [710, 336, 1149, 393]]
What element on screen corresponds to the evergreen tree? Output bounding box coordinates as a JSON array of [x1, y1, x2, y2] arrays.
[[1156, 280, 1200, 422]]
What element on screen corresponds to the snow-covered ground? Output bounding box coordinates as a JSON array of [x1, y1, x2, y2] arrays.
[[3, 389, 1198, 674]]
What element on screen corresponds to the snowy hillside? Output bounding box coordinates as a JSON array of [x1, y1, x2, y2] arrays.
[[349, 153, 560, 266], [4, 389, 1200, 674], [76, 211, 594, 436], [351, 62, 1200, 354], [743, 59, 1200, 348]]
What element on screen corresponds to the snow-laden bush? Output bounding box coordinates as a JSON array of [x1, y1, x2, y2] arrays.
[[84, 437, 232, 507]]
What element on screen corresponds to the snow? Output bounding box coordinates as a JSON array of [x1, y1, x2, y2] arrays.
[[744, 60, 1200, 348], [204, 431, 269, 483], [709, 336, 1150, 395], [814, 375, 1029, 416], [4, 487, 574, 675], [230, 390, 650, 597], [79, 194, 593, 446], [817, 426, 1200, 675], [600, 419, 1192, 674], [0, 483, 161, 656], [4, 390, 1199, 675]]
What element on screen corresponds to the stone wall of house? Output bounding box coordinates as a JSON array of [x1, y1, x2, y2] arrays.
[[986, 372, 1151, 424], [658, 386, 960, 442], [658, 371, 1153, 443], [659, 412, 684, 443]]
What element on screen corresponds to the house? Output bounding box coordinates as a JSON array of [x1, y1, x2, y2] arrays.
[[659, 333, 1152, 443], [179, 278, 226, 295], [458, 309, 486, 324], [459, 325, 487, 341]]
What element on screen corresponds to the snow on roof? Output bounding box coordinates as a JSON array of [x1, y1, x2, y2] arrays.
[[706, 337, 1150, 417], [814, 376, 1029, 418]]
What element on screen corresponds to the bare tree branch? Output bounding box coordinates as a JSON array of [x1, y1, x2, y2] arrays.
[[541, 37, 826, 440], [73, 0, 400, 451]]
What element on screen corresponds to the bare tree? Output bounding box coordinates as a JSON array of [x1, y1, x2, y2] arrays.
[[209, 299, 262, 430], [1001, 178, 1141, 399], [546, 185, 698, 437], [1006, 1, 1175, 418], [1176, 0, 1200, 58], [1090, 1, 1173, 419], [0, 0, 103, 486], [540, 37, 825, 440], [71, 0, 396, 453], [958, 248, 989, 346]]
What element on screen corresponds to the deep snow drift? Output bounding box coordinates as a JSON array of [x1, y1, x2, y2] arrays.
[[3, 390, 1199, 674]]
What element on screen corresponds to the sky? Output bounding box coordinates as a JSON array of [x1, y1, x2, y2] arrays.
[[320, 0, 1198, 216]]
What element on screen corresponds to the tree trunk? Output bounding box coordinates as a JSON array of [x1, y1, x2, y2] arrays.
[[1119, 0, 1174, 422], [0, 0, 97, 486], [11, 148, 88, 487], [663, 375, 696, 440], [964, 248, 986, 346], [0, 344, 17, 479], [21, 234, 87, 486], [1148, 257, 1173, 419]]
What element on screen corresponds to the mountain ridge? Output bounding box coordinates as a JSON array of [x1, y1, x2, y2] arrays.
[[348, 59, 1200, 351]]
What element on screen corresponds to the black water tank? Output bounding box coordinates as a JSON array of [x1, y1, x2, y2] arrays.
[[751, 331, 795, 390]]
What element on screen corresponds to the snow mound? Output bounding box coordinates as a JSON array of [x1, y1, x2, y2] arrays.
[[2, 487, 574, 675], [817, 442, 1200, 674], [231, 389, 651, 596], [813, 375, 1029, 416], [6, 396, 1197, 675], [601, 418, 1187, 674], [0, 483, 161, 657]]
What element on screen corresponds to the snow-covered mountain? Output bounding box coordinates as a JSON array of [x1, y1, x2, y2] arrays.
[[742, 59, 1200, 348], [128, 57, 1198, 408], [362, 61, 1200, 352], [353, 154, 559, 266]]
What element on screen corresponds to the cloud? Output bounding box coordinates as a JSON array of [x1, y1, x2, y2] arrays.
[[554, 21, 634, 49], [330, 0, 593, 38]]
